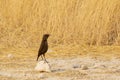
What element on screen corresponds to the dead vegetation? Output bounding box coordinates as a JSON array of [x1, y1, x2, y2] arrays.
[[0, 0, 120, 48]]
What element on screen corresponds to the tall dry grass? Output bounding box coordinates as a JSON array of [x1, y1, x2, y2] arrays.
[[0, 0, 120, 48]]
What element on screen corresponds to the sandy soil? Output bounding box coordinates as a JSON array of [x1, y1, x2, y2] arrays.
[[0, 54, 120, 80]]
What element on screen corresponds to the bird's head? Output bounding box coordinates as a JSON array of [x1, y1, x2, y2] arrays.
[[43, 34, 50, 40]]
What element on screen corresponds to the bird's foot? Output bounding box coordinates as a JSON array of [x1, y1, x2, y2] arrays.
[[44, 60, 49, 63]]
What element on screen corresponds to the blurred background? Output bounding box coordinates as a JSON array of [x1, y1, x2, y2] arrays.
[[0, 0, 119, 48]]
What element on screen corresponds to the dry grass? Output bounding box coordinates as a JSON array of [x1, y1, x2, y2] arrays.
[[0, 0, 119, 48]]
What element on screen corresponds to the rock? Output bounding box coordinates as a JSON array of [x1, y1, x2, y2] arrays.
[[7, 54, 14, 58], [35, 61, 51, 72], [73, 65, 79, 68], [81, 65, 88, 70], [93, 64, 106, 69], [73, 64, 81, 69]]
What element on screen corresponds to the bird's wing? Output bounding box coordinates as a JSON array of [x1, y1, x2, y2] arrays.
[[38, 40, 45, 52]]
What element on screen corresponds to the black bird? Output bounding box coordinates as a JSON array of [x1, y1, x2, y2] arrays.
[[36, 34, 50, 62]]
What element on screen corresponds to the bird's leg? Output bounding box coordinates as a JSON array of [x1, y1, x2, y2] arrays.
[[43, 54, 48, 63], [41, 55, 44, 60]]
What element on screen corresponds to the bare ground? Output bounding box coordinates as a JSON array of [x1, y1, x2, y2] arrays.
[[0, 47, 120, 80]]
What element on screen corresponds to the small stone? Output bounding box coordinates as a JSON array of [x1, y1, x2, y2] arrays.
[[7, 54, 14, 58], [81, 65, 88, 70], [73, 65, 79, 68]]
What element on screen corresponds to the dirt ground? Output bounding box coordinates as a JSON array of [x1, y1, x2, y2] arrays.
[[0, 46, 120, 80]]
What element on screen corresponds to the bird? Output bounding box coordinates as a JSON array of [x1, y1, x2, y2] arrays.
[[36, 34, 50, 62]]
